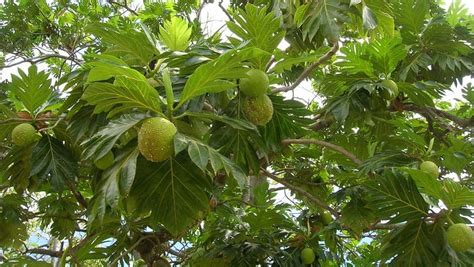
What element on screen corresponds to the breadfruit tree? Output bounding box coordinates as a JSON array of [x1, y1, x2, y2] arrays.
[[0, 0, 473, 266]]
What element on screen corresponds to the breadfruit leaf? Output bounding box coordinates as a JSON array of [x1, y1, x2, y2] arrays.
[[174, 133, 246, 188], [0, 146, 33, 193], [9, 65, 53, 114], [131, 155, 211, 236], [86, 23, 158, 65], [184, 112, 257, 131], [262, 95, 312, 148], [381, 220, 444, 267], [83, 62, 162, 117], [159, 17, 192, 51], [295, 0, 347, 41], [31, 135, 77, 190], [366, 172, 429, 223], [82, 113, 146, 160], [438, 180, 474, 209], [101, 145, 140, 208], [178, 47, 269, 106], [226, 4, 284, 67]]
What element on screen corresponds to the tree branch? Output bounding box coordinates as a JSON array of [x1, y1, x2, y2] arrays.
[[272, 42, 339, 94], [1, 54, 81, 69], [26, 248, 62, 257], [107, 0, 138, 16], [66, 181, 88, 209], [402, 104, 473, 127], [281, 138, 363, 165], [261, 169, 339, 218], [218, 0, 234, 22]]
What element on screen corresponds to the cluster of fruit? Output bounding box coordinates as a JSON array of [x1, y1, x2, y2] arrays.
[[239, 69, 274, 126]]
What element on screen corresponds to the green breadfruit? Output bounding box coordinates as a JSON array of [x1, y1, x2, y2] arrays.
[[420, 161, 439, 179], [300, 247, 316, 264], [11, 123, 39, 147], [321, 211, 332, 225], [239, 69, 269, 97], [138, 117, 177, 162], [175, 119, 209, 138], [242, 94, 274, 126], [380, 79, 399, 101], [94, 151, 115, 170], [447, 223, 474, 252]]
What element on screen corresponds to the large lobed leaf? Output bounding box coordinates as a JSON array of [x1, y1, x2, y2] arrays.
[[131, 155, 211, 236], [366, 172, 429, 223], [82, 113, 146, 160], [174, 133, 246, 187], [9, 65, 52, 114], [294, 0, 347, 41], [227, 4, 284, 67], [381, 220, 445, 266], [86, 23, 158, 65], [100, 145, 140, 208], [82, 61, 162, 117], [159, 17, 192, 51], [178, 47, 269, 106], [31, 135, 77, 190]]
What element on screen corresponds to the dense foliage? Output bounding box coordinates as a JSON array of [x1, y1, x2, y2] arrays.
[[1, 0, 473, 266]]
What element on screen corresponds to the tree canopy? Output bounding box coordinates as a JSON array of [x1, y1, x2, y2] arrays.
[[0, 0, 473, 266]]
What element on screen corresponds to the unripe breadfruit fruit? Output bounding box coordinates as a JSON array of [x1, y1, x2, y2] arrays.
[[94, 151, 115, 170], [239, 69, 269, 97], [321, 211, 332, 225], [11, 123, 39, 147], [447, 223, 474, 252], [301, 247, 316, 264], [242, 94, 274, 126], [420, 161, 439, 179], [138, 117, 177, 162], [380, 79, 399, 100]]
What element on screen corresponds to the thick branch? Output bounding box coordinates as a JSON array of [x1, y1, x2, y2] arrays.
[[262, 169, 339, 218], [282, 139, 363, 165], [26, 248, 63, 257], [403, 104, 473, 127], [272, 42, 339, 94]]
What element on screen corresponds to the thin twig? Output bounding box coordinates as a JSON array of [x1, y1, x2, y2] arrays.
[[281, 139, 363, 165], [262, 169, 340, 218], [108, 0, 138, 16], [1, 54, 81, 69], [218, 0, 234, 22], [272, 42, 339, 93]]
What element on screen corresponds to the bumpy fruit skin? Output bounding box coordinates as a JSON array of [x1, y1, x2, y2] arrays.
[[138, 117, 177, 162], [239, 69, 269, 97], [94, 151, 115, 170], [11, 123, 39, 147], [447, 223, 474, 252], [380, 79, 399, 101], [301, 247, 316, 264], [242, 94, 274, 126], [420, 161, 439, 179], [175, 120, 209, 138]]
